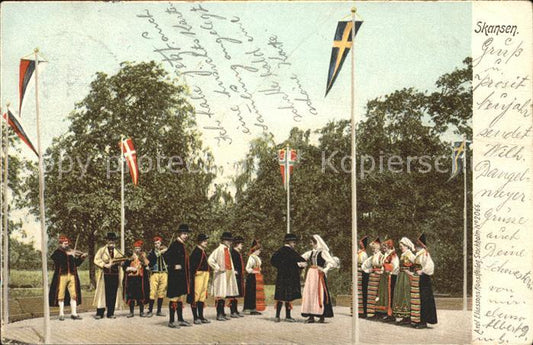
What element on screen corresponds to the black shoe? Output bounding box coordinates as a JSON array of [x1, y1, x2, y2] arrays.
[[140, 312, 148, 318], [168, 322, 179, 328], [145, 312, 153, 318], [237, 312, 244, 318], [317, 317, 325, 324], [71, 315, 82, 320], [194, 319, 202, 325], [127, 313, 134, 318], [415, 323, 428, 329], [216, 315, 226, 321], [201, 318, 211, 324], [59, 315, 65, 321], [304, 317, 315, 324], [250, 311, 262, 315], [156, 311, 165, 317], [285, 317, 297, 322], [230, 313, 239, 318], [358, 314, 367, 319], [94, 315, 103, 320], [223, 315, 231, 320], [107, 315, 116, 319], [178, 320, 192, 327], [274, 317, 281, 323]]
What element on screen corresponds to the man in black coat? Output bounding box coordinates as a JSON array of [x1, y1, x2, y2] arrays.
[[229, 235, 245, 318], [49, 235, 87, 320], [270, 233, 307, 322], [164, 224, 192, 328], [187, 234, 211, 325]]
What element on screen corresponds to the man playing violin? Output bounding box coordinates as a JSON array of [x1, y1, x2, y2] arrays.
[[49, 235, 88, 321], [123, 240, 151, 317]]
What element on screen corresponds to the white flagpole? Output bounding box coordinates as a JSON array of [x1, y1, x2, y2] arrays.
[[2, 102, 9, 326], [350, 7, 359, 344], [286, 144, 290, 234], [120, 135, 125, 253], [462, 135, 467, 311], [34, 48, 51, 344]]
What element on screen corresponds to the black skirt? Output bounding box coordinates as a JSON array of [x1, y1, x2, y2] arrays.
[[419, 274, 437, 324]]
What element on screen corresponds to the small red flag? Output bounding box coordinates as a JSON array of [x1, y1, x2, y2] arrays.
[[278, 148, 298, 189]]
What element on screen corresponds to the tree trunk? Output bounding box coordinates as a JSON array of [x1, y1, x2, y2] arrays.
[[88, 232, 96, 290]]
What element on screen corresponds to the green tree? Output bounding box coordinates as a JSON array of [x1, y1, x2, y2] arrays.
[[25, 61, 217, 288]]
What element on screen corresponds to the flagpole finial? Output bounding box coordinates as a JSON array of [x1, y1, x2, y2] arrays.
[[351, 7, 357, 14], [34, 48, 39, 53], [6, 102, 10, 107]]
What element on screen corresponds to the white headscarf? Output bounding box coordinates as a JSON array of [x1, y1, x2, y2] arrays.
[[313, 234, 329, 252], [400, 237, 415, 252]]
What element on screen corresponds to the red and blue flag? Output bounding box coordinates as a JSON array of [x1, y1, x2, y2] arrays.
[[2, 108, 38, 156]]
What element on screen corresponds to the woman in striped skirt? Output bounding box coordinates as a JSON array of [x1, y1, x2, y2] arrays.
[[410, 234, 437, 329], [355, 236, 369, 317], [361, 237, 383, 320], [393, 237, 416, 324], [243, 240, 266, 315]]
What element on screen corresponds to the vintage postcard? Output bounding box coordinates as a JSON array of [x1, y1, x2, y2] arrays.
[[0, 1, 531, 344]]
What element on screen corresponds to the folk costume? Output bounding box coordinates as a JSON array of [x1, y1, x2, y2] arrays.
[[207, 232, 239, 321], [243, 240, 266, 315], [164, 224, 192, 328], [49, 236, 86, 320], [301, 235, 339, 323], [375, 239, 399, 321], [93, 232, 124, 319], [356, 236, 369, 318], [361, 237, 383, 319], [410, 234, 438, 329], [392, 237, 416, 323], [122, 240, 151, 318], [187, 234, 211, 324], [270, 233, 307, 322], [147, 236, 168, 316], [229, 236, 245, 318]]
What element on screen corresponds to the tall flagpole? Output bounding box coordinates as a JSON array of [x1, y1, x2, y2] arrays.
[[2, 102, 9, 326], [286, 144, 290, 234], [462, 135, 467, 311], [34, 48, 51, 344], [350, 7, 359, 344], [120, 135, 125, 253]]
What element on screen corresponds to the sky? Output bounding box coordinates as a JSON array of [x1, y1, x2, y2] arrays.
[[1, 1, 471, 248]]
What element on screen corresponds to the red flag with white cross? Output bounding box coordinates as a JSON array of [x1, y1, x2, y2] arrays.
[[278, 148, 298, 190], [119, 137, 139, 185]]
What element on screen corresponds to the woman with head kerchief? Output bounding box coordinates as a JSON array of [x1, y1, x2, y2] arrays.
[[375, 238, 399, 322], [392, 237, 416, 324], [301, 235, 339, 324], [355, 236, 369, 318], [243, 239, 266, 315], [410, 234, 438, 329], [361, 237, 383, 319]]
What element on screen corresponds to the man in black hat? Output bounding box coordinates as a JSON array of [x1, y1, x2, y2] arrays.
[[208, 232, 239, 321], [228, 235, 245, 318], [270, 233, 307, 322], [164, 224, 192, 328], [93, 232, 125, 319], [187, 233, 211, 325]]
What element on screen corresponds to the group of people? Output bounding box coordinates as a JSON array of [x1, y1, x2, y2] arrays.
[[48, 225, 340, 328], [356, 234, 438, 329]]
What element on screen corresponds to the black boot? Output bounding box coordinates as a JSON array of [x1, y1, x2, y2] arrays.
[[127, 301, 135, 318], [157, 298, 165, 316], [198, 302, 210, 323], [192, 304, 201, 324], [177, 301, 191, 326], [168, 302, 178, 328], [285, 302, 296, 322], [216, 299, 226, 321], [230, 299, 239, 318], [139, 303, 146, 317], [95, 308, 105, 319], [147, 299, 154, 317], [275, 301, 283, 322]]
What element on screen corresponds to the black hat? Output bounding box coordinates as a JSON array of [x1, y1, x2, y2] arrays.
[[249, 239, 261, 254], [106, 232, 118, 241], [284, 233, 298, 242], [221, 232, 233, 241], [233, 236, 244, 244], [197, 234, 209, 242], [371, 237, 381, 246], [359, 236, 369, 250], [417, 233, 427, 248], [177, 224, 191, 233]]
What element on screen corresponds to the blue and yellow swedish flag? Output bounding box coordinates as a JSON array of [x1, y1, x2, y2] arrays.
[[325, 20, 363, 96]]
